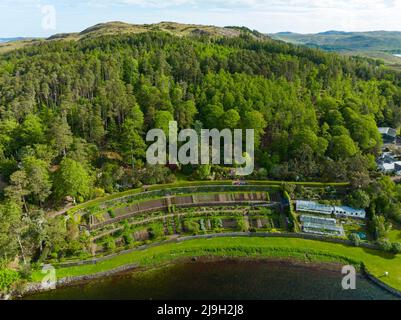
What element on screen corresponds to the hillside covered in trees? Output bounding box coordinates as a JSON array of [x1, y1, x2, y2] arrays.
[[1, 22, 401, 271], [271, 30, 401, 69]]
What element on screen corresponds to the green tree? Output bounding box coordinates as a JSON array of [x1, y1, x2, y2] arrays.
[[220, 109, 240, 130], [194, 165, 212, 180], [121, 118, 146, 168], [49, 116, 73, 156], [18, 114, 45, 147], [23, 156, 52, 205], [175, 100, 198, 129], [329, 135, 358, 160], [154, 111, 174, 135], [5, 171, 30, 212], [54, 158, 92, 202], [0, 201, 21, 260], [372, 215, 392, 240], [347, 190, 370, 209], [243, 110, 267, 146]]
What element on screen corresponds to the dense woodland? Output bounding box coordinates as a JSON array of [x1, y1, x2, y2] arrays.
[[1, 27, 401, 272]]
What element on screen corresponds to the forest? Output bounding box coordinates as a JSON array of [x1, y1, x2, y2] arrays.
[[1, 24, 401, 272]]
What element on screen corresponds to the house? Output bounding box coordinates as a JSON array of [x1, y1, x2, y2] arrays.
[[378, 127, 397, 144], [377, 152, 401, 174], [333, 205, 366, 219], [296, 200, 366, 219]]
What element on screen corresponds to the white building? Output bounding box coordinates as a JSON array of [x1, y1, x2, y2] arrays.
[[377, 152, 401, 174], [300, 215, 345, 236], [378, 127, 397, 144], [296, 200, 366, 219]]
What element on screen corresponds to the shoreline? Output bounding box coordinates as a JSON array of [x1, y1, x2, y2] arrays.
[[21, 255, 401, 299], [18, 232, 401, 300], [20, 256, 355, 298]]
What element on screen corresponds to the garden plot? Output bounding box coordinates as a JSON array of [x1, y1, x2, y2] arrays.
[[222, 218, 239, 229], [250, 217, 277, 229], [90, 192, 271, 229]]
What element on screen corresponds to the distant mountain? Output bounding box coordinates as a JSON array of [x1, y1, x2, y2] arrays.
[[47, 21, 267, 41], [271, 30, 401, 52], [0, 22, 267, 55], [317, 30, 348, 36], [0, 37, 29, 43], [270, 30, 401, 68]]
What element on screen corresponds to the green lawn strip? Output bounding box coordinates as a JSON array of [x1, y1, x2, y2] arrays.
[[387, 221, 401, 242], [388, 229, 401, 242], [31, 237, 401, 290]]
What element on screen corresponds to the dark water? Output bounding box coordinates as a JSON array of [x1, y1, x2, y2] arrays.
[[25, 260, 398, 300]]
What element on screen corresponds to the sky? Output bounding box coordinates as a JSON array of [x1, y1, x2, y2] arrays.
[[1, 0, 401, 38]]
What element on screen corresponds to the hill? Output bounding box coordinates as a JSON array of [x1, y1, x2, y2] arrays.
[[1, 21, 401, 272], [271, 30, 401, 69], [0, 21, 266, 54], [47, 21, 265, 41]]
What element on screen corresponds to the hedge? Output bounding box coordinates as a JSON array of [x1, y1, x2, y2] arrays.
[[283, 191, 301, 233]]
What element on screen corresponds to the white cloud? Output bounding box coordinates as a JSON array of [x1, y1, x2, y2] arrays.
[[2, 0, 401, 36], [119, 0, 400, 10]]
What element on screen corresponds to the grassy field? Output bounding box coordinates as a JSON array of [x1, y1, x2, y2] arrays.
[[32, 236, 401, 291]]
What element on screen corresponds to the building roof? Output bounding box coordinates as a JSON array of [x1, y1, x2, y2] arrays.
[[296, 200, 366, 218], [378, 161, 401, 172], [303, 222, 344, 233], [296, 200, 333, 214], [300, 214, 345, 236], [333, 206, 365, 216], [300, 215, 337, 226], [378, 127, 397, 138]]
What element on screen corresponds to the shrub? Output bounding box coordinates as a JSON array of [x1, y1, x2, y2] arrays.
[[237, 218, 247, 232], [183, 220, 200, 234], [104, 237, 116, 251], [93, 188, 106, 198], [123, 233, 133, 245], [148, 223, 165, 240], [174, 217, 182, 232], [108, 209, 116, 219], [211, 218, 223, 229], [349, 233, 361, 247], [0, 269, 20, 292], [392, 242, 401, 254], [377, 238, 393, 252]]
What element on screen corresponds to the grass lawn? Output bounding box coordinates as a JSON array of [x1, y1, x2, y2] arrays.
[[32, 237, 401, 291], [387, 220, 401, 243], [388, 229, 401, 242]]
